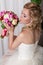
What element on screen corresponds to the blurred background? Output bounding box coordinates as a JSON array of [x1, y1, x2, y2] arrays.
[[0, 0, 43, 58]]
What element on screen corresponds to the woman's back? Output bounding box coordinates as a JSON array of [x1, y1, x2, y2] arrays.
[[21, 27, 40, 45]]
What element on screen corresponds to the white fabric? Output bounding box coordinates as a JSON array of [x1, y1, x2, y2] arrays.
[[2, 41, 43, 65], [18, 41, 38, 60]]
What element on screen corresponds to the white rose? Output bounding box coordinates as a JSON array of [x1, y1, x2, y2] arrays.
[[4, 14, 9, 19], [12, 19, 17, 25]]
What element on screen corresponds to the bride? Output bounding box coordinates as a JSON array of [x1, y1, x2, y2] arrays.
[[2, 2, 43, 65]]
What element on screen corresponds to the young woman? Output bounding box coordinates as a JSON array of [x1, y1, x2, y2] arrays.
[[2, 2, 43, 65]]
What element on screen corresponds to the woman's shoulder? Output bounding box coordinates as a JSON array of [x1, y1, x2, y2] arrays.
[[21, 28, 33, 37], [17, 31, 25, 42], [19, 29, 29, 38], [19, 29, 34, 44], [18, 31, 25, 40]]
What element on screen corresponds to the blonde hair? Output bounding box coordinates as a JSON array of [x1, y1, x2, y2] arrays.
[[24, 2, 42, 30]]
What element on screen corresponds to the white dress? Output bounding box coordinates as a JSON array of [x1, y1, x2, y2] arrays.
[[4, 41, 43, 65]]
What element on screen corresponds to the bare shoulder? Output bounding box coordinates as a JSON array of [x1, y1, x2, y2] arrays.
[[15, 31, 25, 43], [21, 28, 33, 37], [19, 29, 28, 37], [17, 30, 27, 42], [19, 29, 34, 44], [18, 32, 24, 39]]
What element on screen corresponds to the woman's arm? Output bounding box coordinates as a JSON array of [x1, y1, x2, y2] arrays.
[[8, 31, 14, 49], [8, 32, 23, 50], [2, 20, 22, 50]]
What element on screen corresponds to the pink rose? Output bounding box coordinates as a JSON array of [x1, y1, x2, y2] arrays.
[[4, 19, 9, 23], [1, 29, 7, 37], [8, 21, 12, 26], [0, 11, 6, 17]]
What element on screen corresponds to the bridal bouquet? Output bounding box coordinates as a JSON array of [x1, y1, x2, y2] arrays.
[[0, 11, 19, 38]]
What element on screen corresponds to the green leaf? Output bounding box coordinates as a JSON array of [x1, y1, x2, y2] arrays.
[[31, 0, 42, 5], [1, 24, 6, 29]]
